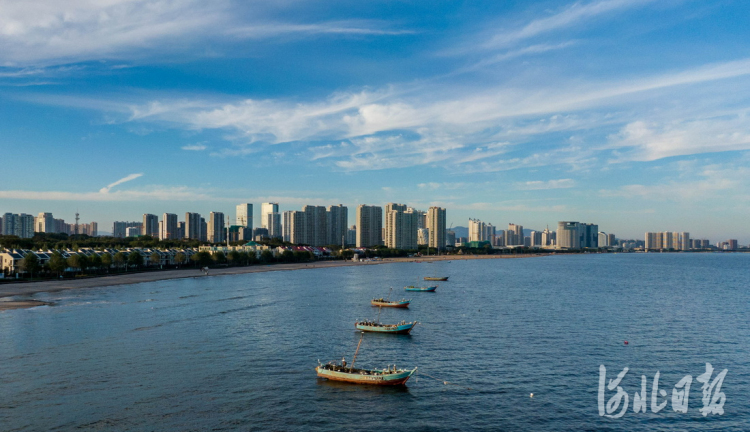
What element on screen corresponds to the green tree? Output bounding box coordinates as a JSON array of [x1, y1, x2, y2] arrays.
[[128, 251, 143, 269], [227, 250, 241, 265], [340, 249, 354, 260], [48, 251, 67, 277], [113, 252, 126, 271], [260, 250, 274, 263], [89, 254, 103, 273], [192, 251, 213, 268], [174, 252, 186, 267], [67, 254, 83, 274], [101, 253, 113, 271], [149, 252, 161, 267], [19, 253, 41, 279], [212, 251, 227, 264]]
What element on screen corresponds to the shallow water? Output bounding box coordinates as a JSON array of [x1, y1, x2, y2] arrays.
[[1, 254, 748, 431]]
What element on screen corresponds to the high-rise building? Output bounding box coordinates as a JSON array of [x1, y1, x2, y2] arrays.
[[346, 226, 357, 246], [468, 218, 495, 243], [2, 213, 16, 236], [530, 230, 542, 247], [384, 204, 418, 250], [160, 213, 178, 240], [236, 204, 253, 230], [581, 223, 598, 248], [418, 228, 429, 246], [302, 205, 327, 246], [541, 227, 555, 246], [200, 217, 207, 242], [260, 203, 279, 230], [125, 227, 140, 237], [598, 232, 608, 247], [445, 230, 456, 247], [208, 212, 225, 243], [36, 212, 54, 233], [185, 212, 202, 240], [557, 222, 580, 249], [327, 204, 348, 246], [427, 207, 446, 251], [260, 203, 281, 238], [177, 222, 185, 239], [285, 211, 308, 244], [113, 221, 142, 238], [142, 214, 159, 237], [680, 232, 690, 251], [356, 205, 383, 248], [505, 223, 524, 246], [607, 233, 616, 247]]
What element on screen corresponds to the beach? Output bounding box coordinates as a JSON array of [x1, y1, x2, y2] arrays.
[[0, 254, 547, 310]]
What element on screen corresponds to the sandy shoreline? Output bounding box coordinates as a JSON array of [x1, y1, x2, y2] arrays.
[[0, 254, 547, 310]]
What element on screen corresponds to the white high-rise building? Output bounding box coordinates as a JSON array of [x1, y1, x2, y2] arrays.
[[557, 221, 580, 249], [384, 204, 418, 250], [356, 205, 383, 248], [160, 213, 178, 240], [236, 204, 253, 230], [327, 204, 348, 246], [427, 207, 446, 251]]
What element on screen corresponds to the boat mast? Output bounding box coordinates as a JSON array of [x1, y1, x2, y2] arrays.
[[350, 332, 364, 372], [376, 305, 382, 324]]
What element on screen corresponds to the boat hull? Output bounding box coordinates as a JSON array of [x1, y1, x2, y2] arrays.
[[316, 366, 416, 385], [404, 285, 437, 292], [371, 300, 410, 308], [355, 322, 417, 334], [424, 277, 448, 281]]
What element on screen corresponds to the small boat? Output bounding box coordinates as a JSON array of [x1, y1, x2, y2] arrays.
[[316, 333, 417, 385], [404, 285, 437, 292], [371, 298, 411, 308], [424, 276, 449, 281], [355, 320, 417, 334]]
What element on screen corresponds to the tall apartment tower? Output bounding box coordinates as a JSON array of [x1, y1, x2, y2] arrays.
[[160, 213, 178, 240], [261, 203, 281, 239], [557, 221, 581, 249], [185, 212, 202, 240], [505, 223, 524, 246], [302, 205, 328, 246], [581, 223, 598, 248], [142, 214, 159, 237], [200, 217, 207, 242], [236, 204, 253, 230], [288, 211, 308, 244], [680, 232, 690, 251], [327, 204, 348, 246], [384, 204, 418, 250], [208, 212, 225, 243], [2, 213, 16, 236], [356, 205, 383, 248], [36, 212, 54, 233], [282, 211, 293, 242], [427, 207, 446, 250]]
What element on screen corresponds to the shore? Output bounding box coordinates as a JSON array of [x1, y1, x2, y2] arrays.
[[0, 254, 548, 310]]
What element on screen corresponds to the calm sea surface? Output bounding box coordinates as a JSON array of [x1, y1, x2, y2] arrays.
[[1, 254, 748, 431]]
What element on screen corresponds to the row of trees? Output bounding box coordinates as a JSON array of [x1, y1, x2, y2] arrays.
[[13, 248, 316, 280]]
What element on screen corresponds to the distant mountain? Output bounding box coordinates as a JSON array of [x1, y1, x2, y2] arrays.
[[451, 226, 468, 238]]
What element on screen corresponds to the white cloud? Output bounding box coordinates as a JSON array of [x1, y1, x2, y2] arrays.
[[483, 0, 654, 50], [514, 179, 576, 190], [182, 144, 207, 151], [0, 1, 412, 67], [99, 173, 143, 193]]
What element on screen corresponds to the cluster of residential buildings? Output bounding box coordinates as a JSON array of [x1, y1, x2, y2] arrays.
[[644, 232, 738, 251], [1, 212, 97, 238]]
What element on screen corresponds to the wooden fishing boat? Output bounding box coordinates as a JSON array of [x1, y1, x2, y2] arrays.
[[404, 285, 437, 292], [316, 333, 417, 385], [371, 298, 410, 308], [424, 276, 449, 281], [355, 320, 417, 334]]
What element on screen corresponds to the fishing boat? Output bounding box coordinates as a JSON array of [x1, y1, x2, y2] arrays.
[[371, 298, 411, 308], [424, 276, 449, 281], [404, 285, 437, 292], [355, 319, 417, 334], [316, 333, 417, 385]]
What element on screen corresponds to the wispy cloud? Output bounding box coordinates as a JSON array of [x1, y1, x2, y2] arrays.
[[229, 20, 415, 38], [514, 179, 576, 190], [99, 173, 143, 193], [182, 143, 207, 151], [483, 0, 655, 50]]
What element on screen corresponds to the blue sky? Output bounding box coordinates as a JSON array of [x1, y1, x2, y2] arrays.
[[1, 0, 750, 242]]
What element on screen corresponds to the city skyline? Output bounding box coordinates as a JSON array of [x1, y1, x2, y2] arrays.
[[1, 1, 750, 242]]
